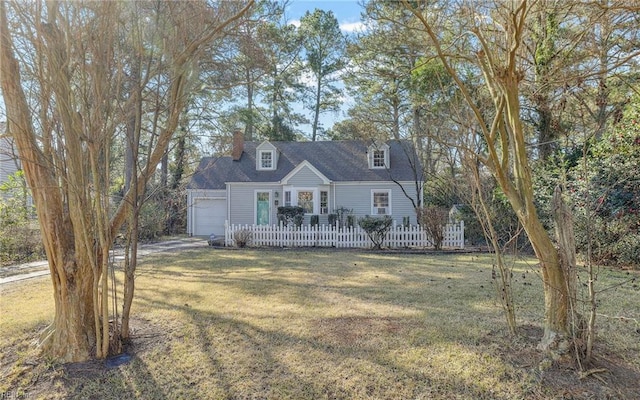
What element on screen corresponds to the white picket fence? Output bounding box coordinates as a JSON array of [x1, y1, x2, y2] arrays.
[[224, 221, 464, 249]]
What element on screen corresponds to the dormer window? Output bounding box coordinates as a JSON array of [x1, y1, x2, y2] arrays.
[[256, 141, 278, 171], [368, 142, 390, 169], [260, 151, 273, 169], [258, 150, 276, 170], [373, 150, 385, 168]]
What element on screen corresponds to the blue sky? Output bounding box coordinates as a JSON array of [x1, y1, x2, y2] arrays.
[[0, 2, 369, 139], [286, 1, 365, 34], [284, 1, 366, 137]]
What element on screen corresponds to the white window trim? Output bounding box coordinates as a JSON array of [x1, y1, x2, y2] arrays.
[[295, 187, 318, 215], [284, 190, 292, 207], [281, 186, 328, 215], [368, 144, 390, 169], [319, 190, 329, 215], [257, 150, 276, 170], [371, 189, 392, 216], [372, 149, 386, 169]]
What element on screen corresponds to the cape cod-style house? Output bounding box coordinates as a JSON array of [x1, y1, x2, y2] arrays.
[[186, 132, 424, 237]]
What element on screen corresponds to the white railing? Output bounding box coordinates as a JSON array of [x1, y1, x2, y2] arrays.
[[224, 221, 464, 249]]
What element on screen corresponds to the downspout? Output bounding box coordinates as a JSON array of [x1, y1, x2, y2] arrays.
[[187, 190, 192, 236]]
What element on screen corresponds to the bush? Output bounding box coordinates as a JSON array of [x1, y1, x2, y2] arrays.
[[346, 215, 356, 228], [310, 215, 319, 227], [567, 95, 640, 268], [138, 200, 165, 241], [0, 223, 44, 266], [417, 206, 449, 250], [612, 234, 640, 267], [334, 207, 353, 228], [277, 206, 304, 226], [328, 214, 337, 227], [233, 230, 253, 248], [0, 171, 44, 265], [358, 215, 393, 249]]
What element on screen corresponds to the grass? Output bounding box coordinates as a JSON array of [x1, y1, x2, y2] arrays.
[[1, 248, 639, 399]]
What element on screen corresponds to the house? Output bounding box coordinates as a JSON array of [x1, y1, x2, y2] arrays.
[[0, 122, 20, 193], [186, 132, 424, 237]]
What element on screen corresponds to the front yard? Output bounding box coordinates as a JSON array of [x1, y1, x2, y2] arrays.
[[1, 248, 639, 399]]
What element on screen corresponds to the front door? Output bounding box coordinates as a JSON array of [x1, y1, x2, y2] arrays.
[[256, 191, 270, 225]]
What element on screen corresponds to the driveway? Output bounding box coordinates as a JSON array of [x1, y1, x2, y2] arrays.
[[0, 237, 208, 285]]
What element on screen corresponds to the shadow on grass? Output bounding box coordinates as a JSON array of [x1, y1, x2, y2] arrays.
[[4, 248, 639, 398], [62, 353, 170, 400], [123, 249, 530, 399], [132, 296, 514, 399]]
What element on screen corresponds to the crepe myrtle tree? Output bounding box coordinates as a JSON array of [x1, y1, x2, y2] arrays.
[[402, 0, 580, 358], [0, 0, 254, 362]]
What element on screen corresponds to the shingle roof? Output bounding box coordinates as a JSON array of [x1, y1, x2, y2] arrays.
[[188, 140, 423, 190]]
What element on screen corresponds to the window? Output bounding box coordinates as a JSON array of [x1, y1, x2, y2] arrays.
[[320, 191, 328, 214], [371, 190, 391, 215], [368, 143, 390, 169], [260, 151, 273, 169], [373, 150, 386, 168], [284, 191, 291, 207], [298, 191, 314, 214]]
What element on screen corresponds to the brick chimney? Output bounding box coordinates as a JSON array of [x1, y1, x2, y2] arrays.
[[231, 129, 244, 161]]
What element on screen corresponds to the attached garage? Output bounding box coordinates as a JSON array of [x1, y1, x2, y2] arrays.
[[190, 197, 227, 236]]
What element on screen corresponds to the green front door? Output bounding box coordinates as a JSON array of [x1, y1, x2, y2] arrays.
[[256, 192, 270, 225]]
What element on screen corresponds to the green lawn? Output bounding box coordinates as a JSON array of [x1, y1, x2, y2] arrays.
[[1, 248, 639, 399]]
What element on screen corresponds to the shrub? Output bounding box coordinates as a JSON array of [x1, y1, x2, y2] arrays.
[[0, 171, 44, 265], [277, 206, 304, 226], [417, 206, 449, 250], [0, 223, 44, 266], [310, 215, 319, 227], [138, 200, 165, 241], [233, 230, 253, 248], [358, 215, 393, 249], [612, 234, 640, 267], [328, 214, 337, 227], [346, 215, 356, 228], [567, 95, 640, 268], [334, 207, 353, 228]]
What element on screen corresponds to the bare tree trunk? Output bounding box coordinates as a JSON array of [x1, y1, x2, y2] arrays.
[[1, 3, 97, 362], [246, 69, 255, 141], [2, 0, 255, 362], [402, 0, 577, 358], [121, 205, 139, 341], [312, 76, 322, 141], [464, 154, 517, 335]]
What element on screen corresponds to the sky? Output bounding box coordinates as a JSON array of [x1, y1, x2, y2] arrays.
[[0, 1, 369, 139], [283, 1, 367, 137], [286, 1, 365, 34]]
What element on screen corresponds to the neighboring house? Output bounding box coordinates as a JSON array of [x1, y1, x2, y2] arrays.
[[0, 122, 20, 192], [186, 132, 424, 236]]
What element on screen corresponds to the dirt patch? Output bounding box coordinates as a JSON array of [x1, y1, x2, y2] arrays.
[[485, 324, 640, 399], [0, 318, 170, 399], [312, 316, 413, 349]]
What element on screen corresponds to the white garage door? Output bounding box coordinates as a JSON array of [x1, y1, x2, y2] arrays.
[[193, 198, 226, 236]]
